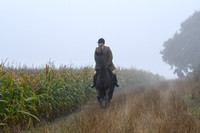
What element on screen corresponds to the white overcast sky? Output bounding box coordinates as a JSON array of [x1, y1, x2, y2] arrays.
[[0, 0, 200, 79]]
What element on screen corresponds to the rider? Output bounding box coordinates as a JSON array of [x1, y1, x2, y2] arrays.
[[91, 38, 119, 88]]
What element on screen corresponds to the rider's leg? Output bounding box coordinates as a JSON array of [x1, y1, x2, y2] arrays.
[[91, 71, 96, 88], [112, 70, 120, 87]]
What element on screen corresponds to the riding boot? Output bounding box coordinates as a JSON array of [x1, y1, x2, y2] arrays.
[[90, 73, 96, 88], [113, 74, 120, 87]]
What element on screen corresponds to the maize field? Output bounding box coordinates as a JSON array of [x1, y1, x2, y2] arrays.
[[0, 63, 162, 131]]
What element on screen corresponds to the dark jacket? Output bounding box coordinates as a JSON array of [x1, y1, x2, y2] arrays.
[[94, 46, 116, 71]]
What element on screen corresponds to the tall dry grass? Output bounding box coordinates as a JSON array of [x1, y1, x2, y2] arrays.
[[29, 80, 200, 133]]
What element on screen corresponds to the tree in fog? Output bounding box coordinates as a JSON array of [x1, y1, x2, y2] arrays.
[[160, 11, 200, 77]]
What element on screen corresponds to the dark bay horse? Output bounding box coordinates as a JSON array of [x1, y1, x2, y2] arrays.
[[94, 48, 115, 107], [96, 66, 115, 107]]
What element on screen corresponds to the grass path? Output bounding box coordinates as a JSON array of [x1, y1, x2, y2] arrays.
[[27, 80, 200, 133]]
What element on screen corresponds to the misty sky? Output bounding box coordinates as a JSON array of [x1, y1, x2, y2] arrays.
[[0, 0, 200, 79]]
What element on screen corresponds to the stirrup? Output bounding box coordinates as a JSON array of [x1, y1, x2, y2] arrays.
[[90, 83, 95, 88], [115, 82, 120, 87]]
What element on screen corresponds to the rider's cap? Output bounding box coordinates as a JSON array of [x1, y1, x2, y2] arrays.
[[97, 38, 105, 44]]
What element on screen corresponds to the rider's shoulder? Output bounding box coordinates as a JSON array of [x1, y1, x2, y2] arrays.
[[104, 46, 110, 49], [95, 47, 100, 51], [104, 46, 111, 51], [95, 46, 111, 51]]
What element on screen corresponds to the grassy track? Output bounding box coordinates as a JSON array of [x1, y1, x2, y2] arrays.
[[28, 80, 200, 133]]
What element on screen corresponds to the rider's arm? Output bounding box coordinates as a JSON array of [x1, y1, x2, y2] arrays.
[[107, 47, 113, 67], [94, 48, 97, 63]]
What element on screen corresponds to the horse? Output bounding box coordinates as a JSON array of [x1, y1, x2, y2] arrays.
[[95, 66, 115, 107]]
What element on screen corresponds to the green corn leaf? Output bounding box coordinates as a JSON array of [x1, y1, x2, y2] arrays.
[[18, 110, 40, 121], [25, 96, 37, 102], [3, 116, 12, 121], [0, 100, 8, 103], [0, 123, 7, 126], [28, 116, 31, 127]]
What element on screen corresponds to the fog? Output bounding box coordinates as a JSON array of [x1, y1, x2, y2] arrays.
[[0, 0, 200, 79]]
